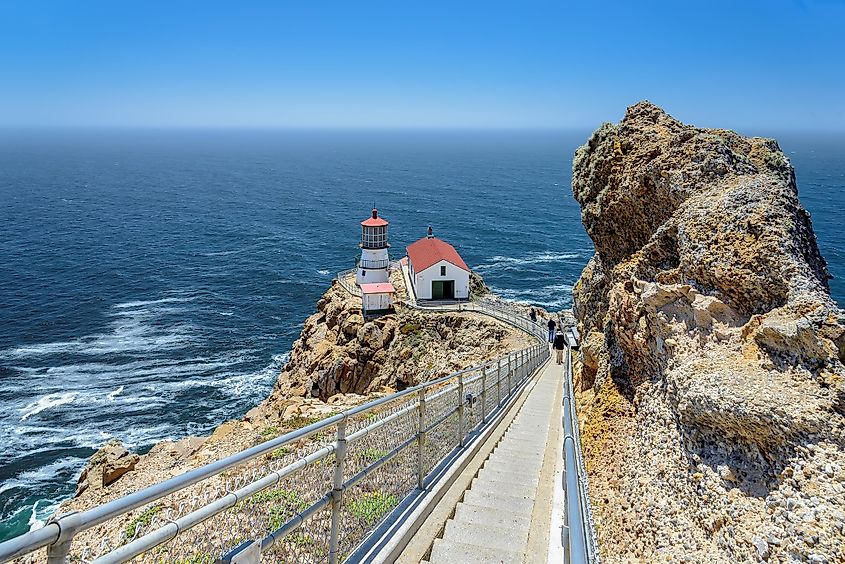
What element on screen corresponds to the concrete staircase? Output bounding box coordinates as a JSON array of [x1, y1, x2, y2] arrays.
[[425, 360, 559, 564]]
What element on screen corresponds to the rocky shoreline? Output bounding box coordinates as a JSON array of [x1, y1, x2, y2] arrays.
[[46, 271, 535, 560], [571, 102, 845, 563]]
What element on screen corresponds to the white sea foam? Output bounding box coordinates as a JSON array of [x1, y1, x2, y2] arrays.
[[113, 297, 195, 309], [0, 457, 84, 496], [474, 251, 583, 273], [28, 500, 55, 531], [1, 297, 197, 360], [494, 282, 573, 311], [19, 393, 78, 421], [317, 269, 330, 275], [107, 385, 124, 400]]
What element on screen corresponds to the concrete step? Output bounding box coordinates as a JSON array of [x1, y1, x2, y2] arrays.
[[493, 444, 545, 456], [487, 450, 544, 468], [443, 519, 527, 553], [427, 538, 522, 564], [453, 501, 532, 537], [476, 467, 540, 488], [462, 488, 534, 516], [468, 477, 535, 500], [507, 425, 547, 433]]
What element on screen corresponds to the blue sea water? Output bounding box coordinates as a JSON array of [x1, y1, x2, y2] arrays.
[[0, 129, 842, 542]]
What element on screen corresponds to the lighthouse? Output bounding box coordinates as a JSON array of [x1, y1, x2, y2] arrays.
[[356, 208, 390, 285]]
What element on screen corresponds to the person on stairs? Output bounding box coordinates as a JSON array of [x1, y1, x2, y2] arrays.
[[553, 330, 566, 364], [547, 318, 556, 344]]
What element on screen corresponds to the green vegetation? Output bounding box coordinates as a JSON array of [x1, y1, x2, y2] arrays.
[[232, 487, 309, 532], [348, 491, 399, 526], [285, 532, 327, 558], [261, 426, 280, 438], [269, 446, 292, 459], [123, 504, 162, 541], [287, 416, 322, 429], [360, 447, 390, 463], [399, 321, 421, 335]]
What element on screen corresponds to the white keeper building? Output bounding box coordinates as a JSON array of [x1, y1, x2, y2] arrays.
[[406, 227, 470, 301]]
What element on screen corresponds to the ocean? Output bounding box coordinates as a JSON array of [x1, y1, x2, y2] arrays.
[[0, 129, 842, 541]]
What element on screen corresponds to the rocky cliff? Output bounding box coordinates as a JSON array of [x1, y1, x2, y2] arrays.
[[571, 102, 845, 562], [53, 276, 531, 558]]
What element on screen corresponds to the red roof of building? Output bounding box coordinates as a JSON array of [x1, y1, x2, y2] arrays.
[[406, 236, 470, 273], [360, 282, 396, 294], [361, 208, 388, 227]]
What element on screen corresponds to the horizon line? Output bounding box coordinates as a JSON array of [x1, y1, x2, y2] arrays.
[[1, 124, 845, 135]]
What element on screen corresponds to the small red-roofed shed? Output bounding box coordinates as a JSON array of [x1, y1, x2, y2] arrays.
[[360, 282, 395, 315], [406, 228, 470, 300]]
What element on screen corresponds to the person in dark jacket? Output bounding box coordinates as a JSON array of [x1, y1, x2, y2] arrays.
[[529, 308, 537, 323], [547, 318, 556, 343], [553, 330, 567, 364]]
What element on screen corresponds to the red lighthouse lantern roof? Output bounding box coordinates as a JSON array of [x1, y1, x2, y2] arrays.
[[361, 208, 388, 227]]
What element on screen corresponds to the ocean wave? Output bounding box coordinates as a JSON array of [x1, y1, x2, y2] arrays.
[[107, 386, 124, 400], [494, 282, 573, 311], [19, 393, 78, 421], [1, 324, 193, 360], [1, 457, 84, 494], [113, 297, 195, 309], [0, 294, 201, 361], [474, 251, 584, 272], [28, 498, 60, 532]]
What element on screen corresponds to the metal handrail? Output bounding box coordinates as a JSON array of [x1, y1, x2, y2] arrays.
[[356, 259, 390, 270], [563, 345, 601, 564], [0, 300, 549, 564], [335, 268, 361, 297]]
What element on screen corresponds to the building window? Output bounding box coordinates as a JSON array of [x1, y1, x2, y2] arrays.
[[440, 265, 446, 276]]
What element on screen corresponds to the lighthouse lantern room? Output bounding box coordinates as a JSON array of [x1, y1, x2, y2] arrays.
[[357, 208, 390, 285]]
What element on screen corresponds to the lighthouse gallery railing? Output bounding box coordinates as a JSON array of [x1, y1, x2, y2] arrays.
[[0, 302, 549, 564]]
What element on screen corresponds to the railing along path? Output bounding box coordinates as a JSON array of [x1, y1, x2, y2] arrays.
[[0, 300, 550, 564]]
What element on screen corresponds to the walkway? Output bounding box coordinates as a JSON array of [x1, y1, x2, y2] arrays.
[[420, 355, 565, 563]]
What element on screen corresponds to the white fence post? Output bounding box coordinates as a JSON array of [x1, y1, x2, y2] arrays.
[[417, 390, 426, 489], [458, 373, 465, 447], [328, 418, 347, 564]]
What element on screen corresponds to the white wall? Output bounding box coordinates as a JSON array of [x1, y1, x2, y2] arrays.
[[412, 259, 470, 300], [357, 248, 389, 284], [362, 292, 392, 313]]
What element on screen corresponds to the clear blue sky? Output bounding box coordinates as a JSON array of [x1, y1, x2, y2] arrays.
[[0, 0, 843, 130]]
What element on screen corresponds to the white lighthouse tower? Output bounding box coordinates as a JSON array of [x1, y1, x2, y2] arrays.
[[356, 208, 390, 285]]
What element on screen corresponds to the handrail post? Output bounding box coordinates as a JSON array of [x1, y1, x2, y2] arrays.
[[497, 357, 503, 400], [496, 357, 502, 406], [507, 351, 512, 394], [481, 365, 487, 423], [46, 537, 72, 564], [458, 373, 465, 447], [328, 418, 347, 564], [417, 390, 426, 489]]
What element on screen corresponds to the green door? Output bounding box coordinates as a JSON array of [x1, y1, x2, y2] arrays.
[[432, 281, 445, 300], [431, 281, 454, 300]]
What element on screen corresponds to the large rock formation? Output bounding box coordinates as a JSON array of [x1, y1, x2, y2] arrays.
[[50, 277, 531, 559], [267, 281, 518, 404], [571, 102, 845, 562]]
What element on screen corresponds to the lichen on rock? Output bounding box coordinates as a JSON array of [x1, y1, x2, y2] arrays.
[[571, 101, 845, 562]]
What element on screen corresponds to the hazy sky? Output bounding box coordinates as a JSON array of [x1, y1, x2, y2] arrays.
[[1, 1, 843, 130]]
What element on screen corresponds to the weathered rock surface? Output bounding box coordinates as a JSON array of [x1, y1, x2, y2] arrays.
[[264, 281, 525, 410], [75, 439, 140, 495], [50, 271, 531, 560], [571, 102, 845, 563]]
